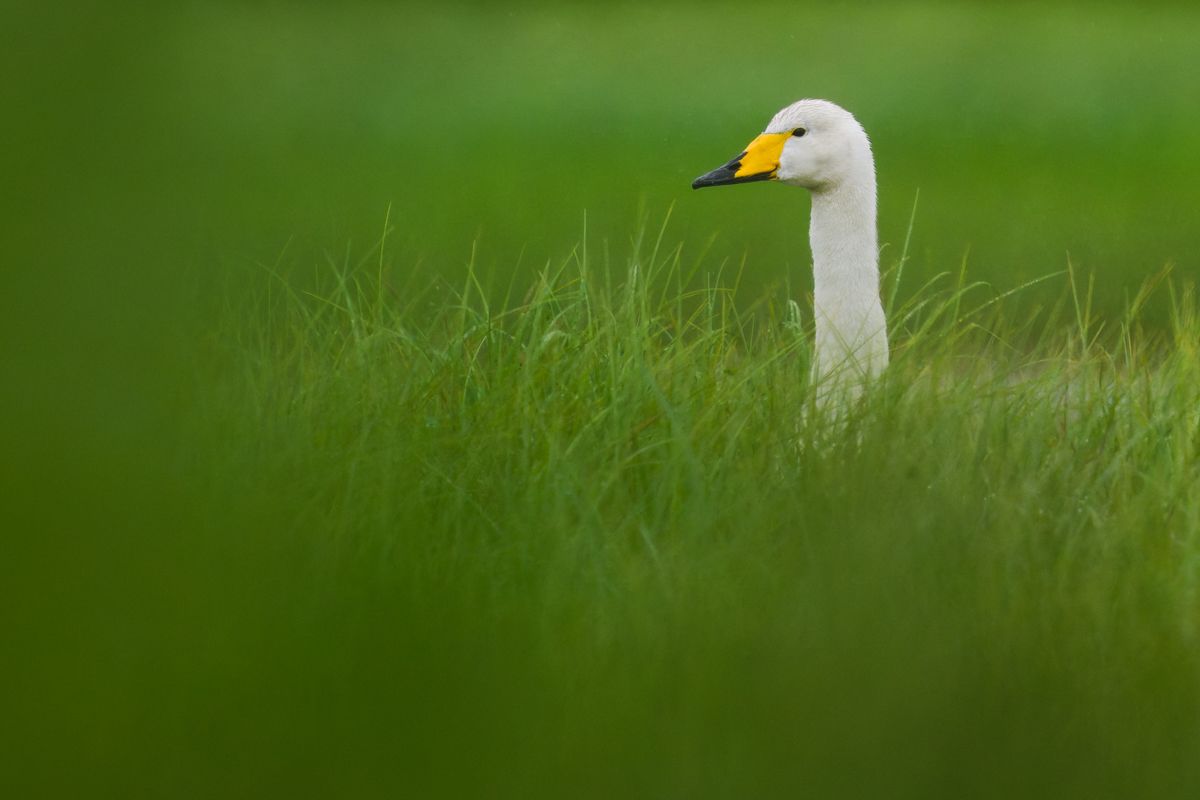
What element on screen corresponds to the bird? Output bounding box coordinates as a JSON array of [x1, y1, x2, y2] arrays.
[[693, 99, 888, 406]]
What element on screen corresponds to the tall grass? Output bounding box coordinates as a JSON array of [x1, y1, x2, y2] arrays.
[[172, 223, 1200, 797]]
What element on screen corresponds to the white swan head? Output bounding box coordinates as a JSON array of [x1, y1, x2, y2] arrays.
[[692, 99, 873, 193], [692, 98, 888, 403]]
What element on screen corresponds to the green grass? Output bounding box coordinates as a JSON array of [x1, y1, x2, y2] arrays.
[[153, 222, 1200, 797], [6, 2, 1200, 796]]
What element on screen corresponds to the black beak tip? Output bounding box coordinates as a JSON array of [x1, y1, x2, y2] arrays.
[[691, 154, 753, 190], [691, 166, 733, 190]]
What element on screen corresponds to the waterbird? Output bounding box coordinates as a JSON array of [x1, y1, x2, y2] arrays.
[[693, 99, 888, 403]]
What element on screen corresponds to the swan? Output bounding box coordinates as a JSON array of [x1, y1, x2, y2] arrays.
[[693, 99, 888, 404]]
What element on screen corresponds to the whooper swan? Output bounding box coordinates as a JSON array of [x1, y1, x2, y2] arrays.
[[693, 99, 888, 403]]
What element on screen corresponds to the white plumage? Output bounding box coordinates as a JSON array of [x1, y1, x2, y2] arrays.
[[693, 99, 888, 404]]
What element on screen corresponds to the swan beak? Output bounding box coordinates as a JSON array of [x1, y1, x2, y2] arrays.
[[692, 131, 791, 189]]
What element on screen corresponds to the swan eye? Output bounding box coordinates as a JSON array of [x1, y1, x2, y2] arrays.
[[792, 127, 807, 138]]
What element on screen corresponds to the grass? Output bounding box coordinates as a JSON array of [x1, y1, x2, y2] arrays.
[[147, 219, 1200, 797], [7, 2, 1200, 796]]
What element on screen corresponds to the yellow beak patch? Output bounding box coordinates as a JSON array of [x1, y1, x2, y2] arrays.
[[692, 130, 793, 189], [733, 132, 791, 179]]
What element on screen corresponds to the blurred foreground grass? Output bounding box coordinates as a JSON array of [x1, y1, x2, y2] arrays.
[[22, 234, 1200, 797], [4, 2, 1200, 796]]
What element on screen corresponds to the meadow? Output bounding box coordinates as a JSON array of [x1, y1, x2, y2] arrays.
[[5, 2, 1200, 797]]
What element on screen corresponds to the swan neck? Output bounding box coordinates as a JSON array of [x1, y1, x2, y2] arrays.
[[809, 176, 877, 285], [808, 170, 888, 387]]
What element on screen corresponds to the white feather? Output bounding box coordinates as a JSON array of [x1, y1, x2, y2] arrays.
[[772, 99, 888, 403], [696, 99, 889, 405]]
